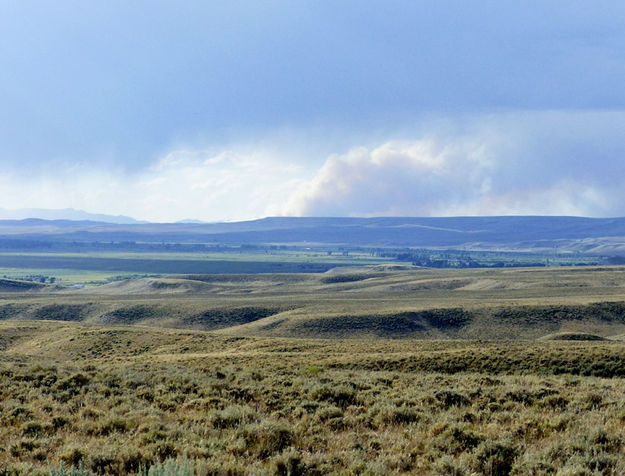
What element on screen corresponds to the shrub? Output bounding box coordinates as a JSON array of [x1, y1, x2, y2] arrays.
[[86, 451, 116, 475], [435, 391, 470, 409], [8, 406, 33, 425], [370, 404, 421, 427], [436, 424, 482, 455], [432, 456, 467, 476], [59, 447, 86, 468], [313, 405, 344, 429], [235, 421, 294, 458], [309, 385, 357, 407], [313, 405, 343, 422], [139, 458, 193, 476], [208, 405, 256, 429], [270, 451, 305, 476], [91, 418, 128, 436], [49, 461, 92, 476], [22, 421, 44, 437], [474, 440, 518, 476], [52, 416, 69, 430], [301, 365, 320, 377]]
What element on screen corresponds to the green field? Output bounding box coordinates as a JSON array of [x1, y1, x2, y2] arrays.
[[0, 251, 391, 286], [0, 250, 387, 264], [0, 245, 611, 288]]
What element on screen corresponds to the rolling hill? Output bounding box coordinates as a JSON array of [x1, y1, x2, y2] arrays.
[[4, 266, 625, 340]]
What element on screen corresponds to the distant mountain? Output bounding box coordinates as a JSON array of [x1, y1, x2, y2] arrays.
[[0, 208, 145, 224], [176, 219, 207, 224], [1, 215, 625, 254]]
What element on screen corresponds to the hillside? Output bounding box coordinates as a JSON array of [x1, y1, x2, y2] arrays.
[[0, 277, 46, 292], [4, 266, 625, 340]]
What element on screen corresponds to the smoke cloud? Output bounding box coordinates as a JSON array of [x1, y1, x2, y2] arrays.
[[276, 111, 625, 218]]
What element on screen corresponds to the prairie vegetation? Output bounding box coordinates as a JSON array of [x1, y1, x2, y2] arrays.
[[2, 266, 625, 474], [3, 266, 625, 339], [1, 321, 625, 475]]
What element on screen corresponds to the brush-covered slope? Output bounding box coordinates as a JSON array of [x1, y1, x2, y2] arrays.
[[3, 266, 625, 339], [0, 278, 45, 292], [4, 320, 625, 475]]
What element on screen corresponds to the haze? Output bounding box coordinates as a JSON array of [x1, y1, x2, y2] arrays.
[[2, 1, 625, 222]]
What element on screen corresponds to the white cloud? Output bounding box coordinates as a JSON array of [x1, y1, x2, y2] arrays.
[[0, 149, 305, 222]]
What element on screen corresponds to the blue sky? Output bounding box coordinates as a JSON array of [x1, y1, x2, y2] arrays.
[[1, 1, 625, 221]]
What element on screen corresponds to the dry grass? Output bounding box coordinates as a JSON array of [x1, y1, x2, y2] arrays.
[[1, 321, 625, 475], [2, 267, 625, 474], [3, 266, 625, 339]]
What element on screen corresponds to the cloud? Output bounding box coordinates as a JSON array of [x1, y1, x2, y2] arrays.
[[277, 111, 625, 218], [1, 110, 625, 221], [0, 149, 305, 222], [132, 149, 305, 221], [274, 139, 491, 216]]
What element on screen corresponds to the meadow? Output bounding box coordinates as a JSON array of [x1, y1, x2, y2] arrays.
[[2, 266, 625, 474]]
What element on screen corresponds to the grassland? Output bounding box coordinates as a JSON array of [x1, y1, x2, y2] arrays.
[[2, 266, 625, 474], [3, 265, 625, 339], [2, 321, 625, 475]]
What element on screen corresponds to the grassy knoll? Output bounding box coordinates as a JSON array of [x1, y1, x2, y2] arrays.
[[1, 321, 625, 475]]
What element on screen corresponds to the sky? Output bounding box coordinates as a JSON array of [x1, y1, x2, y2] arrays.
[[1, 1, 625, 222]]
